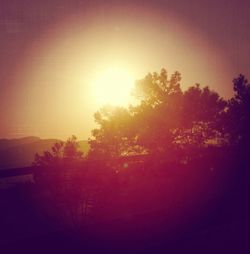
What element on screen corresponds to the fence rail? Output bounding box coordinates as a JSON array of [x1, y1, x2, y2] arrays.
[[0, 166, 34, 178], [0, 154, 153, 179]]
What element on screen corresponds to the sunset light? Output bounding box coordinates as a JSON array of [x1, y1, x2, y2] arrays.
[[2, 3, 233, 140], [91, 67, 135, 106], [1, 1, 250, 252]]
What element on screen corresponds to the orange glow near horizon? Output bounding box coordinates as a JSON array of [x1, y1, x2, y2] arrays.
[[6, 4, 233, 140]]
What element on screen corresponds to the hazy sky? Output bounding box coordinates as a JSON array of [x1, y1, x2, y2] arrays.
[[0, 0, 249, 140]]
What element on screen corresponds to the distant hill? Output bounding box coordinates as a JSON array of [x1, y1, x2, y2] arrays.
[[0, 137, 89, 169]]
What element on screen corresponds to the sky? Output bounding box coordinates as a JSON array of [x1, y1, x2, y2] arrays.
[[0, 0, 249, 140]]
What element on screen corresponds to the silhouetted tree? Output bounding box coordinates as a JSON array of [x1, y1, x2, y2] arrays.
[[31, 70, 250, 231], [33, 135, 83, 167], [223, 74, 250, 148], [178, 84, 226, 147], [130, 69, 183, 155], [220, 74, 250, 189], [89, 69, 227, 161], [63, 135, 83, 160], [88, 105, 139, 159], [32, 136, 93, 224]]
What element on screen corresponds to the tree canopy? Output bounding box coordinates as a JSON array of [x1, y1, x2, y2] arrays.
[[88, 68, 234, 160], [33, 135, 83, 167], [33, 69, 250, 167], [30, 69, 250, 234]]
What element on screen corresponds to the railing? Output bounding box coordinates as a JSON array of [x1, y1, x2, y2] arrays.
[[0, 166, 34, 178], [0, 154, 154, 179]]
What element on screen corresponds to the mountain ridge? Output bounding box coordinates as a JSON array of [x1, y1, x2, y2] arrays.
[[0, 137, 89, 169]]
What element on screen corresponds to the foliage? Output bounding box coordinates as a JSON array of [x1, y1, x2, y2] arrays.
[[88, 105, 141, 159], [89, 69, 228, 159], [29, 70, 250, 231], [222, 74, 250, 147], [33, 135, 83, 167]]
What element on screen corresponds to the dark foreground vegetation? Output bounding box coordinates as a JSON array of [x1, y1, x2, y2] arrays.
[[1, 70, 250, 253]]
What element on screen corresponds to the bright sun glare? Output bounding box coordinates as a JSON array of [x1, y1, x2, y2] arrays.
[[91, 67, 135, 107]]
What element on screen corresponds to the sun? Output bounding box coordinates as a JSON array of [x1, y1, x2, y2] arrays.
[[91, 67, 135, 107]]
